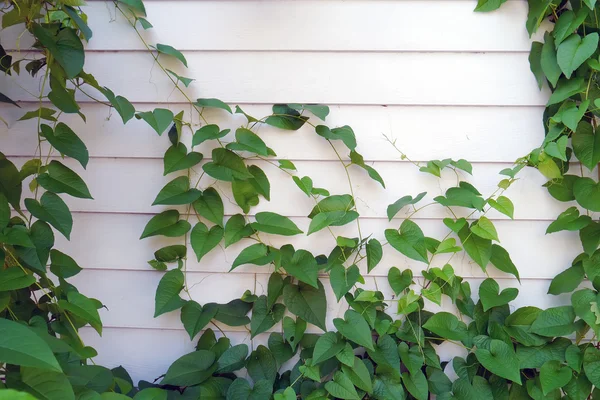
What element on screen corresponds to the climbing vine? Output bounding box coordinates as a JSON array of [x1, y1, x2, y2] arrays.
[[0, 0, 599, 399]]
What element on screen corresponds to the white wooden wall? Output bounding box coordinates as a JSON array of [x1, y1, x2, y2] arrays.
[[0, 0, 581, 384]]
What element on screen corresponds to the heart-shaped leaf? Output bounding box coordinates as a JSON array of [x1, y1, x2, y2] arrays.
[[557, 32, 599, 78], [251, 212, 302, 236], [227, 128, 269, 156], [154, 269, 185, 317], [443, 217, 467, 233], [101, 87, 135, 123], [470, 216, 499, 241], [325, 371, 360, 400], [333, 310, 374, 350], [572, 121, 600, 171], [193, 188, 224, 227], [385, 220, 428, 263], [25, 192, 72, 239], [136, 108, 174, 135], [203, 148, 253, 182], [313, 332, 345, 364], [250, 296, 285, 338], [163, 143, 203, 175], [180, 301, 217, 340], [40, 123, 88, 169], [474, 339, 521, 382], [140, 210, 191, 239], [36, 160, 92, 199], [226, 379, 272, 400], [224, 214, 254, 247], [161, 350, 216, 386], [283, 281, 327, 331], [231, 243, 272, 270], [574, 177, 600, 212], [192, 124, 229, 146], [330, 264, 362, 302], [283, 317, 306, 352], [282, 249, 319, 288], [152, 176, 202, 205], [387, 192, 428, 221], [366, 238, 383, 272], [479, 278, 518, 311], [540, 360, 572, 395], [387, 267, 413, 295], [190, 222, 223, 262]]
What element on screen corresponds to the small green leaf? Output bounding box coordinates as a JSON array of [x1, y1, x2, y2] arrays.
[[325, 371, 360, 400], [224, 214, 254, 247], [136, 108, 174, 135], [479, 278, 518, 311], [154, 269, 185, 317], [251, 212, 302, 236], [226, 128, 268, 156], [422, 312, 468, 341], [231, 243, 272, 270], [166, 69, 194, 87], [574, 177, 600, 212], [203, 148, 253, 181], [140, 210, 191, 239], [470, 216, 499, 241], [192, 125, 229, 146], [387, 267, 413, 295], [195, 98, 232, 113], [488, 196, 514, 219], [25, 192, 72, 239], [315, 125, 357, 150], [557, 33, 599, 78], [181, 301, 217, 340], [333, 310, 374, 350], [40, 123, 88, 169], [118, 0, 146, 15], [572, 121, 600, 171], [490, 244, 520, 281], [58, 292, 102, 335], [474, 0, 507, 12], [541, 33, 562, 87], [152, 176, 202, 205], [385, 219, 428, 263], [190, 222, 223, 261], [330, 264, 361, 302], [387, 192, 427, 220], [265, 104, 308, 130], [155, 44, 187, 67]]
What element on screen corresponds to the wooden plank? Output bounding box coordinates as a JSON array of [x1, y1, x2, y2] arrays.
[[1, 52, 549, 105], [56, 212, 581, 280], [12, 157, 583, 220], [1, 103, 545, 162], [2, 1, 543, 52]]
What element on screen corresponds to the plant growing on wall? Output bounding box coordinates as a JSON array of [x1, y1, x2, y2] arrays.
[[1, 0, 600, 398]]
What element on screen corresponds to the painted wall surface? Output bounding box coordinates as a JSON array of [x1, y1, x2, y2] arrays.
[[1, 0, 574, 383]]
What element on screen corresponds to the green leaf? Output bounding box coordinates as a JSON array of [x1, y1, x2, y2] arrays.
[[387, 267, 413, 295], [161, 350, 216, 386], [226, 378, 272, 400], [20, 367, 75, 400], [488, 196, 514, 219], [584, 347, 600, 387], [224, 214, 254, 247], [547, 77, 586, 105], [580, 221, 600, 255], [181, 301, 217, 340], [385, 219, 428, 263], [101, 88, 135, 124], [278, 160, 296, 170], [58, 291, 102, 334], [572, 121, 600, 171], [274, 387, 296, 400], [166, 69, 194, 87], [422, 312, 468, 341], [0, 155, 22, 209], [0, 318, 62, 372], [557, 33, 599, 78], [214, 300, 251, 326], [190, 222, 223, 261], [268, 332, 294, 366], [133, 389, 167, 400], [152, 176, 201, 205], [288, 104, 329, 120], [0, 267, 35, 291], [250, 296, 285, 338], [155, 44, 187, 67], [194, 188, 224, 227], [283, 316, 305, 352], [216, 344, 248, 373], [312, 332, 345, 364], [475, 338, 521, 383], [470, 217, 499, 241], [458, 224, 492, 269], [366, 238, 383, 272], [251, 212, 302, 236], [531, 306, 576, 337], [40, 123, 88, 169], [330, 264, 361, 302], [478, 278, 518, 311], [574, 177, 600, 212], [37, 160, 92, 199], [154, 269, 186, 317], [231, 243, 272, 270], [549, 264, 584, 295], [474, 0, 507, 12], [136, 109, 174, 136], [192, 125, 229, 146], [25, 192, 72, 239], [325, 371, 360, 400], [265, 104, 308, 130], [246, 345, 277, 385], [541, 33, 562, 87], [333, 310, 374, 350], [140, 210, 191, 239], [315, 125, 356, 150], [227, 128, 268, 156], [248, 165, 270, 200], [387, 192, 427, 220], [282, 249, 319, 288], [118, 0, 146, 15], [283, 281, 327, 331], [546, 206, 591, 234], [195, 98, 232, 113], [539, 360, 572, 395], [349, 151, 385, 188], [402, 371, 428, 400], [490, 244, 520, 281], [31, 24, 83, 79], [342, 357, 373, 393], [203, 148, 253, 182]]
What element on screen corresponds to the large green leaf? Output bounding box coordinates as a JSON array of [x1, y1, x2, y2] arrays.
[[101, 88, 135, 124], [246, 345, 277, 385], [154, 269, 185, 317], [31, 24, 83, 78], [231, 243, 273, 270], [489, 244, 520, 281], [193, 188, 224, 227], [0, 267, 36, 292], [366, 238, 383, 272], [387, 267, 413, 295], [0, 318, 62, 372], [385, 219, 428, 263], [572, 121, 600, 171], [161, 350, 216, 386], [20, 367, 75, 400], [539, 360, 572, 395], [281, 249, 319, 288], [227, 128, 269, 156], [474, 338, 521, 383], [226, 379, 272, 400], [203, 148, 253, 182], [37, 161, 92, 199], [152, 176, 201, 205], [557, 33, 599, 78], [531, 306, 576, 337], [49, 249, 82, 278], [478, 278, 518, 311], [25, 192, 72, 239], [216, 344, 248, 373], [163, 143, 203, 175], [283, 281, 327, 331], [422, 312, 468, 341], [137, 108, 174, 136], [213, 300, 251, 326], [250, 296, 285, 338], [265, 105, 309, 130], [333, 310, 374, 350], [58, 291, 102, 334], [458, 224, 492, 269], [540, 33, 561, 87], [140, 210, 191, 239], [224, 214, 254, 247], [313, 332, 345, 364], [40, 123, 88, 169], [251, 212, 302, 236], [180, 301, 217, 340], [573, 177, 600, 212], [190, 222, 223, 261], [584, 347, 600, 387], [330, 264, 362, 302], [324, 371, 360, 400]]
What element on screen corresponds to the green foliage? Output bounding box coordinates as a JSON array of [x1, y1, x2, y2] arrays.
[[2, 0, 600, 398]]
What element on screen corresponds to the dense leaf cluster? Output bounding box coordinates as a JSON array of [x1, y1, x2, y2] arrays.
[[1, 0, 600, 399]]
